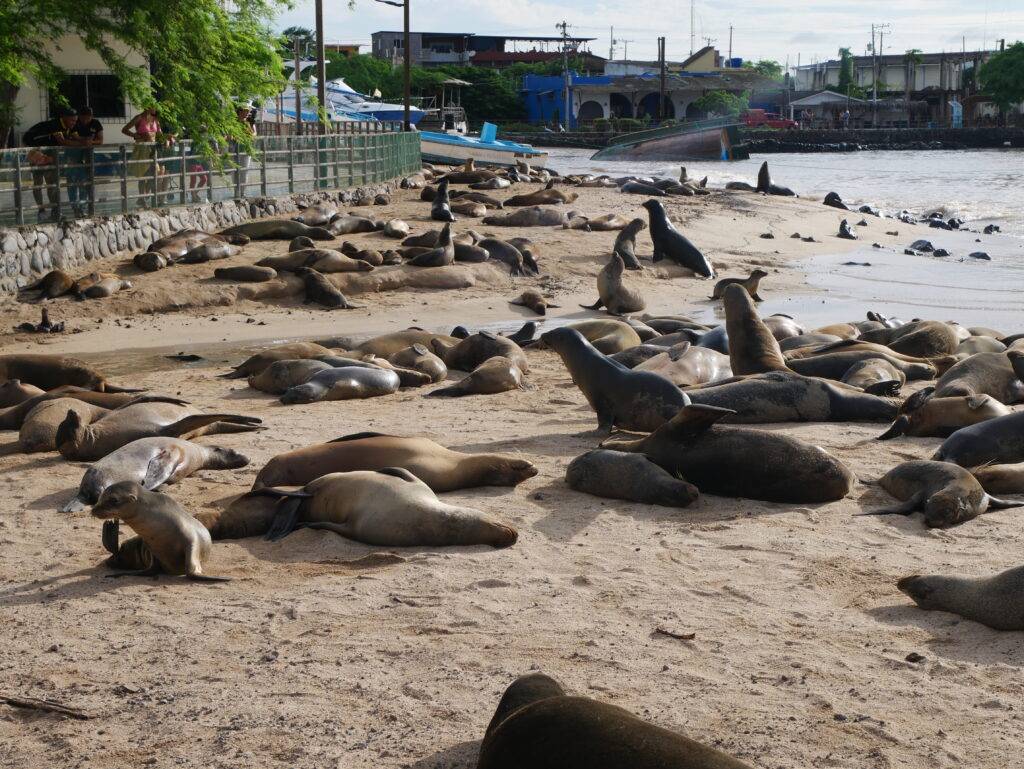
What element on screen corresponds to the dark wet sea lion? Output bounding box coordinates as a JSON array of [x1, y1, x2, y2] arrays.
[[479, 672, 754, 769], [542, 326, 689, 432], [722, 284, 789, 375], [219, 220, 333, 241], [756, 161, 796, 196], [932, 412, 1024, 467], [620, 181, 666, 196], [859, 320, 959, 357], [566, 449, 698, 507], [407, 222, 454, 267], [432, 330, 529, 374], [0, 354, 139, 393], [898, 566, 1024, 631], [863, 460, 1024, 528], [608, 344, 669, 368], [787, 350, 933, 382], [933, 350, 1024, 403], [613, 217, 647, 270], [641, 199, 714, 277], [279, 367, 399, 404], [603, 404, 854, 502], [296, 267, 361, 309], [430, 178, 456, 222], [581, 254, 645, 315], [91, 482, 229, 581], [427, 357, 525, 397]]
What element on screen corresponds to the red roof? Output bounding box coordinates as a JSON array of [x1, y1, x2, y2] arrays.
[[471, 51, 562, 64]]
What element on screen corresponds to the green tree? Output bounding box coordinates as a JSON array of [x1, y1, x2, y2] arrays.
[[747, 60, 783, 81], [694, 90, 749, 116], [1, 0, 288, 150], [837, 47, 855, 94], [979, 42, 1024, 112]]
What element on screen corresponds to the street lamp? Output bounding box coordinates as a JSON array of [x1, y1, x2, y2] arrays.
[[375, 0, 412, 131]]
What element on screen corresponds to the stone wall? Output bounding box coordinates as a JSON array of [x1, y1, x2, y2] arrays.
[[743, 127, 1024, 153], [0, 183, 393, 293]]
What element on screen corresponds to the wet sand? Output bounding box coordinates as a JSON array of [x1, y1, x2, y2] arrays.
[[1, 184, 1022, 769]]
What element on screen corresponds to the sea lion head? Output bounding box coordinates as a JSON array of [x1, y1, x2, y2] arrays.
[[897, 574, 949, 609], [480, 456, 539, 487], [91, 480, 143, 520], [206, 446, 250, 470], [923, 488, 975, 528], [751, 268, 769, 280], [54, 409, 87, 454], [280, 383, 318, 405]]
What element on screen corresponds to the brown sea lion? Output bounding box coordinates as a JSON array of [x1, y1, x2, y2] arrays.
[[220, 343, 333, 379], [612, 217, 647, 270], [252, 432, 537, 492], [0, 354, 140, 393], [22, 269, 76, 299], [566, 450, 699, 507], [721, 284, 790, 375], [710, 269, 768, 301], [877, 389, 1009, 440], [504, 183, 578, 207], [898, 566, 1024, 631], [482, 207, 570, 227], [388, 344, 447, 383], [860, 320, 959, 357], [0, 390, 185, 431], [296, 267, 362, 310], [407, 222, 454, 268], [432, 330, 529, 374], [220, 219, 333, 241], [354, 330, 460, 358], [213, 265, 278, 282], [292, 203, 338, 226], [427, 357, 526, 397], [510, 289, 558, 316], [477, 238, 527, 276], [581, 254, 645, 315], [0, 379, 45, 407], [786, 350, 933, 383], [635, 342, 733, 387], [932, 411, 1024, 467], [450, 190, 503, 208], [840, 357, 907, 394], [77, 277, 132, 299], [933, 351, 1024, 403], [329, 214, 379, 235], [533, 319, 641, 355], [449, 200, 487, 217], [247, 359, 333, 394]]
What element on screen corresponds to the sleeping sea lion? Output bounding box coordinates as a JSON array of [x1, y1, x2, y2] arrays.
[[933, 351, 1024, 403], [291, 203, 338, 226], [219, 220, 333, 241], [566, 450, 698, 508], [482, 207, 569, 227], [213, 265, 278, 282], [247, 359, 333, 394], [932, 412, 1024, 467], [427, 357, 526, 397], [510, 289, 558, 316], [279, 367, 400, 404], [388, 344, 447, 383], [432, 330, 529, 374], [898, 566, 1024, 631], [635, 343, 732, 387], [0, 354, 139, 393]]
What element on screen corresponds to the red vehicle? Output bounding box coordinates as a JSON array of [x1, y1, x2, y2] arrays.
[[742, 109, 798, 129]]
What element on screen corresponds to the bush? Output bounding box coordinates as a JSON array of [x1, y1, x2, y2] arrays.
[[614, 118, 645, 132]]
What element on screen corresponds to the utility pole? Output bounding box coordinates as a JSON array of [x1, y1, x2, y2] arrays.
[[293, 37, 303, 136], [658, 36, 666, 121], [315, 0, 327, 132], [557, 20, 571, 130], [690, 0, 695, 56], [869, 23, 891, 127], [609, 26, 614, 61], [728, 25, 733, 63], [616, 38, 634, 60], [375, 0, 412, 131]]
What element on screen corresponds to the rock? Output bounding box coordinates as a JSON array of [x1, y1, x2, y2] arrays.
[[968, 251, 991, 261], [759, 232, 775, 239], [823, 191, 848, 210], [909, 239, 934, 253], [932, 248, 950, 257]]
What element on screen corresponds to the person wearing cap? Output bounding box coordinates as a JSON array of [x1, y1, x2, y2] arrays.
[[65, 106, 104, 216], [233, 103, 257, 195], [22, 107, 77, 222]]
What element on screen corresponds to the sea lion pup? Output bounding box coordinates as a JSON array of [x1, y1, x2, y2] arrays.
[[603, 404, 854, 503], [564, 213, 629, 231], [407, 222, 455, 267], [279, 367, 400, 405], [613, 217, 647, 270], [710, 269, 769, 301], [786, 350, 933, 383], [721, 284, 790, 375], [219, 219, 333, 241], [213, 265, 278, 282], [253, 432, 536, 492], [77, 276, 132, 300], [859, 320, 959, 357], [292, 203, 338, 226], [635, 343, 733, 387], [430, 178, 457, 223], [877, 389, 1008, 440], [755, 161, 796, 196], [0, 379, 45, 407], [862, 460, 1024, 528], [56, 403, 262, 461], [897, 566, 1024, 631], [382, 219, 410, 238], [840, 357, 906, 395], [973, 464, 1024, 494], [481, 206, 569, 227], [478, 673, 753, 769], [837, 219, 858, 240], [388, 344, 447, 383], [933, 350, 1024, 403], [581, 254, 646, 316], [12, 397, 111, 454], [510, 289, 558, 316], [641, 199, 714, 278], [0, 354, 140, 393], [220, 342, 333, 379], [566, 450, 699, 507], [90, 482, 229, 582], [933, 411, 1024, 467], [63, 438, 248, 512], [289, 235, 316, 251], [259, 468, 518, 547], [22, 269, 76, 299], [296, 267, 362, 310], [247, 359, 333, 394], [432, 330, 529, 374], [684, 371, 899, 423], [542, 326, 690, 433], [427, 357, 526, 397], [450, 199, 487, 217], [352, 329, 460, 357]]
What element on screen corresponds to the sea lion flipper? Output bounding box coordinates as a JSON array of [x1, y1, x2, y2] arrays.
[[161, 414, 262, 439], [984, 495, 1024, 510], [876, 415, 910, 441], [101, 520, 120, 554], [187, 573, 232, 583], [264, 497, 304, 542], [667, 342, 691, 361], [580, 300, 604, 311], [967, 395, 991, 410], [860, 491, 924, 517], [142, 450, 176, 490], [375, 467, 420, 483], [106, 564, 162, 578], [662, 404, 735, 439]]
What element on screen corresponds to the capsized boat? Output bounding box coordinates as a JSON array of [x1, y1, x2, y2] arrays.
[[591, 117, 744, 161], [420, 123, 547, 168]]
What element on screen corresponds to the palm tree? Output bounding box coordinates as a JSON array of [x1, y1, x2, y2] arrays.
[[904, 49, 923, 125]]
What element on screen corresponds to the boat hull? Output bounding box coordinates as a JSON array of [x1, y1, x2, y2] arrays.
[[419, 132, 547, 168], [591, 121, 740, 161]]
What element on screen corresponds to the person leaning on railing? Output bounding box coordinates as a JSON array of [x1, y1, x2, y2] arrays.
[[122, 107, 173, 205], [64, 105, 104, 217], [22, 106, 77, 223]]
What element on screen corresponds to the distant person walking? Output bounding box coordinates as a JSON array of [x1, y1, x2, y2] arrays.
[[841, 109, 851, 130], [22, 107, 77, 222]]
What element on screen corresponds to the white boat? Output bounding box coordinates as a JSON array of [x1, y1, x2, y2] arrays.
[[260, 61, 368, 124], [420, 123, 548, 168], [323, 77, 426, 125]]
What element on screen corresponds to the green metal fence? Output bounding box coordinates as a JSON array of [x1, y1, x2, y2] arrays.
[[0, 128, 422, 227]]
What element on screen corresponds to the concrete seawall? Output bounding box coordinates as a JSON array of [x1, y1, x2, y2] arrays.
[[744, 126, 1024, 152]]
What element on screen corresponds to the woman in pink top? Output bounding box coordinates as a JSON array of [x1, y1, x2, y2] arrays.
[[122, 107, 171, 203]]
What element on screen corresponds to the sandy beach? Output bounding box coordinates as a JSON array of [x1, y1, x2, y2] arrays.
[[1, 181, 1022, 769]]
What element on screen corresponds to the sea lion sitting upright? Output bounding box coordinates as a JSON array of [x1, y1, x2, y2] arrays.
[[898, 566, 1024, 631], [477, 672, 754, 769], [566, 450, 698, 508], [756, 161, 796, 196], [602, 404, 854, 503], [430, 178, 456, 223], [581, 254, 645, 316], [721, 284, 790, 375], [641, 199, 714, 278], [407, 223, 455, 268], [542, 326, 690, 433], [613, 218, 647, 270], [710, 269, 768, 301], [0, 354, 139, 393], [91, 482, 229, 582], [863, 460, 1024, 528], [296, 267, 362, 310]]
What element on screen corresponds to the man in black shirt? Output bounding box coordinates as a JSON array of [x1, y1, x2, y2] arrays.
[[66, 106, 105, 216], [23, 107, 76, 222]]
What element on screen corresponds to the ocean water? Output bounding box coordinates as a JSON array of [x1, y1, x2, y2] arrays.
[[544, 147, 1024, 237]]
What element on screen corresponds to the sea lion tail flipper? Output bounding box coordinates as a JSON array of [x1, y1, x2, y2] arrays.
[[264, 497, 306, 542], [984, 495, 1024, 510], [218, 369, 246, 379], [857, 491, 924, 517], [142, 449, 177, 490], [752, 292, 764, 302], [106, 565, 162, 578], [864, 380, 902, 397], [662, 404, 736, 439], [876, 415, 910, 441], [187, 573, 232, 583], [425, 385, 461, 398], [161, 414, 262, 439], [328, 431, 392, 443], [101, 383, 147, 394], [580, 300, 604, 310], [0, 441, 23, 457]]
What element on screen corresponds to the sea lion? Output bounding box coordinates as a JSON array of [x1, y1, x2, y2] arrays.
[[315, 355, 430, 388], [564, 213, 629, 231], [542, 326, 689, 432], [812, 323, 860, 340], [859, 320, 959, 357], [762, 315, 805, 341], [247, 359, 333, 394], [837, 219, 858, 240], [22, 269, 76, 299], [898, 566, 1024, 631], [174, 239, 239, 265], [55, 403, 261, 461], [279, 367, 400, 404], [427, 357, 526, 397], [450, 190, 503, 208], [407, 223, 454, 268], [431, 178, 456, 222], [352, 330, 459, 358], [292, 203, 338, 226], [840, 357, 906, 394], [878, 390, 1009, 440], [539, 319, 642, 355], [432, 331, 529, 374], [0, 390, 185, 432], [214, 264, 277, 282], [470, 177, 510, 190], [478, 673, 753, 769], [482, 207, 569, 227], [388, 344, 447, 383], [453, 242, 489, 263], [0, 354, 139, 393], [450, 200, 486, 217], [608, 344, 668, 368], [476, 238, 527, 276], [504, 322, 539, 346], [13, 397, 110, 454], [635, 343, 732, 387], [933, 351, 1024, 403], [620, 181, 665, 196], [91, 482, 229, 581], [296, 267, 362, 310], [510, 289, 557, 316], [566, 450, 698, 508], [722, 284, 790, 375], [133, 252, 168, 272], [254, 432, 536, 492], [710, 269, 768, 301], [504, 237, 540, 275], [603, 404, 853, 502], [219, 220, 333, 240], [505, 184, 578, 207], [0, 379, 45, 407], [933, 412, 1024, 467], [581, 254, 645, 316], [956, 336, 1006, 356], [641, 199, 714, 277], [260, 468, 518, 547], [613, 218, 647, 270], [786, 339, 957, 374], [78, 277, 132, 299], [63, 438, 248, 512], [862, 460, 1024, 528], [258, 249, 372, 274], [685, 371, 899, 423], [220, 342, 333, 379], [289, 236, 316, 252], [972, 464, 1024, 494], [786, 350, 933, 383], [779, 333, 843, 352], [328, 214, 379, 235], [756, 161, 796, 196], [402, 230, 442, 248], [823, 191, 848, 210]]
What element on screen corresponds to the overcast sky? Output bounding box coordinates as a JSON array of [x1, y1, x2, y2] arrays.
[[275, 0, 1024, 67]]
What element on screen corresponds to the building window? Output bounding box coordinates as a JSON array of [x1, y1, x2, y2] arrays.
[[49, 73, 126, 119]]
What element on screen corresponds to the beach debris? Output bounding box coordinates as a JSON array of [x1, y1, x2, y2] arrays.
[[801, 236, 817, 243], [842, 261, 872, 266], [886, 230, 899, 236], [1, 693, 93, 720], [14, 308, 64, 334], [932, 249, 951, 257], [872, 243, 882, 249], [905, 652, 926, 664], [859, 205, 881, 217], [903, 249, 919, 256], [654, 627, 696, 642], [759, 232, 775, 239]]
